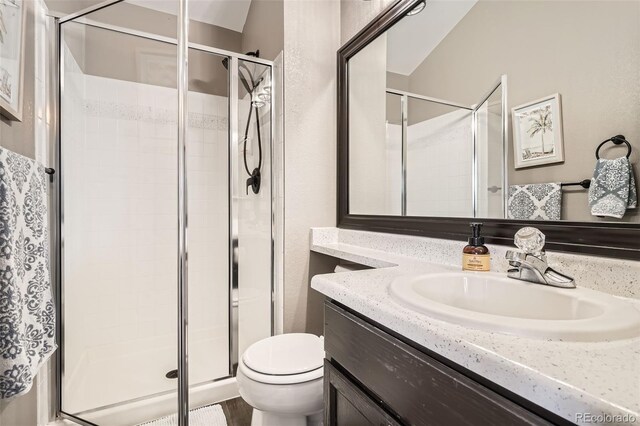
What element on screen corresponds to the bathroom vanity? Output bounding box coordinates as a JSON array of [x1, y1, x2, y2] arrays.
[[310, 227, 640, 426], [323, 301, 561, 426]]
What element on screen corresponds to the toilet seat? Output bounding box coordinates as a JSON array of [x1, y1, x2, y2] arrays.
[[239, 360, 323, 385], [239, 333, 324, 385]]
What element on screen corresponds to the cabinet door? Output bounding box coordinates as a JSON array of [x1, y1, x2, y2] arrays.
[[325, 302, 555, 426], [324, 360, 401, 426]]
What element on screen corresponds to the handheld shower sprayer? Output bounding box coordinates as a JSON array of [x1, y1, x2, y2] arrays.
[[222, 50, 264, 194]]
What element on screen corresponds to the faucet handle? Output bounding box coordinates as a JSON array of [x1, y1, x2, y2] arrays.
[[514, 227, 545, 255]]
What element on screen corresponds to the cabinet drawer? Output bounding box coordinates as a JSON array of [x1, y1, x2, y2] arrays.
[[324, 301, 553, 426], [325, 360, 401, 426]]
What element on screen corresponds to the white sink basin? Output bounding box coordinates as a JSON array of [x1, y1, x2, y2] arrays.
[[389, 272, 640, 341]]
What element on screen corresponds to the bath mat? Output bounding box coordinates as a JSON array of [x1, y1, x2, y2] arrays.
[[138, 404, 227, 426]]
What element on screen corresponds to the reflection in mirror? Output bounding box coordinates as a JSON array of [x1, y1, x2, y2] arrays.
[[476, 84, 505, 219], [405, 95, 473, 217], [347, 0, 639, 222], [385, 92, 403, 215]]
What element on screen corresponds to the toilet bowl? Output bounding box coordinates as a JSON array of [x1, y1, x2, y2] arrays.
[[237, 333, 325, 426]]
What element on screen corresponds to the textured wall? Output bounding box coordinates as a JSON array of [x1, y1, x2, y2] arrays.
[[241, 0, 284, 61], [349, 35, 389, 215], [281, 0, 396, 335], [282, 0, 340, 334]]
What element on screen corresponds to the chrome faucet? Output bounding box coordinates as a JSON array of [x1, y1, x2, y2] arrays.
[[505, 227, 575, 289]]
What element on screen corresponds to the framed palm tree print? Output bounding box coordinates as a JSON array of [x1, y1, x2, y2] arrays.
[[512, 93, 564, 169]]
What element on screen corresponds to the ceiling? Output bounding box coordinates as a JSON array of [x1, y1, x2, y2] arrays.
[[387, 0, 478, 76], [126, 0, 251, 33]]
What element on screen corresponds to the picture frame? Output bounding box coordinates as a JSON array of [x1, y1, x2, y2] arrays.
[[0, 0, 26, 122], [511, 93, 564, 169]]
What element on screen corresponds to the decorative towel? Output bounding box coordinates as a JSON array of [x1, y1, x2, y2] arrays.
[[0, 147, 55, 400], [507, 183, 562, 220], [589, 156, 637, 219]]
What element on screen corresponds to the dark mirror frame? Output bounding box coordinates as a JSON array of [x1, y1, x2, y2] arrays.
[[337, 0, 640, 260]]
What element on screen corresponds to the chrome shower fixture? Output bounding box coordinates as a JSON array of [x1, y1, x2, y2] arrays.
[[407, 1, 426, 16]]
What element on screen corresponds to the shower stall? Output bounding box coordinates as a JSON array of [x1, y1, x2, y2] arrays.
[[50, 1, 282, 424], [382, 76, 507, 218]]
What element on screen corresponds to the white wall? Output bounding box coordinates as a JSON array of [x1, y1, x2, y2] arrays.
[[282, 0, 341, 334], [277, 0, 394, 334], [349, 34, 390, 215]]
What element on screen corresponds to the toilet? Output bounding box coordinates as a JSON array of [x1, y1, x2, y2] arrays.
[[237, 333, 325, 426]]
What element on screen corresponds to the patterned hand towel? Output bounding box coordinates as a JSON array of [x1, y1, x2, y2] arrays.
[[589, 156, 637, 219], [0, 147, 55, 400], [507, 183, 562, 220]]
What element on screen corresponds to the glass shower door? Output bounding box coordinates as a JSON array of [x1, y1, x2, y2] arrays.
[[59, 18, 184, 424], [475, 76, 507, 218], [186, 48, 230, 389], [59, 6, 276, 425], [385, 92, 403, 215], [235, 59, 273, 364]]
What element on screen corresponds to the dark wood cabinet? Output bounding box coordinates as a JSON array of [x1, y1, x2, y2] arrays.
[[323, 301, 572, 426], [325, 361, 400, 426]]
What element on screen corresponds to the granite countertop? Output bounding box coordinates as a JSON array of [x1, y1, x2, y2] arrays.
[[310, 228, 640, 426]]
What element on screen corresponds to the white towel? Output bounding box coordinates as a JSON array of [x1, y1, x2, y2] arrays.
[[589, 156, 637, 219], [0, 147, 55, 399]]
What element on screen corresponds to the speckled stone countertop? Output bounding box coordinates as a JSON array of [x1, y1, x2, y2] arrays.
[[310, 227, 640, 426]]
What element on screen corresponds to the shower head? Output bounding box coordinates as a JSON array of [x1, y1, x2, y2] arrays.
[[221, 50, 261, 95]]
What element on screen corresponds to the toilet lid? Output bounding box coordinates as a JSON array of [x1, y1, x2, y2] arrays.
[[242, 333, 324, 375]]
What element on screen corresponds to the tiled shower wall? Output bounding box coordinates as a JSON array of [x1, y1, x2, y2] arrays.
[[407, 109, 473, 217], [61, 44, 231, 413], [385, 109, 473, 217]]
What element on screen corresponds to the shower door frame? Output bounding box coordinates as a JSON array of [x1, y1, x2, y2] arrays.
[[470, 75, 508, 219], [50, 1, 279, 424]]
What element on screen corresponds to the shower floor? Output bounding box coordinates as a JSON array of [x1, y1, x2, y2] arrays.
[[64, 327, 229, 414]]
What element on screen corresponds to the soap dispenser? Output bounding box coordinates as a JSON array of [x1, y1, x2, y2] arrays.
[[462, 223, 490, 272]]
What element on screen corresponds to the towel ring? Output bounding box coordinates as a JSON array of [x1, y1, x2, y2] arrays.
[[595, 135, 632, 159]]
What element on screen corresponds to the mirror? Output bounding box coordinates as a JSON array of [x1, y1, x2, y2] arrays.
[[347, 0, 639, 223]]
